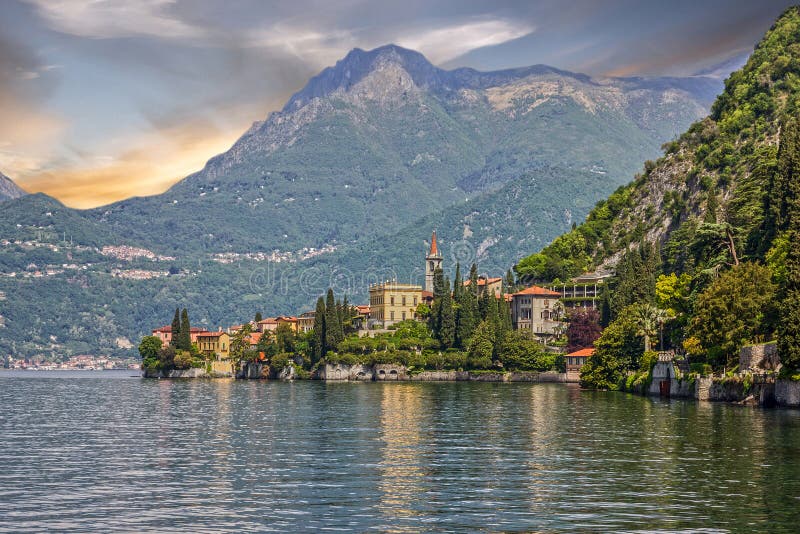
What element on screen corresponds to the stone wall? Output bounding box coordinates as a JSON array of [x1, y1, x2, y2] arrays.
[[210, 361, 234, 377], [142, 367, 208, 379], [739, 342, 779, 372], [315, 364, 567, 382], [776, 379, 800, 407]]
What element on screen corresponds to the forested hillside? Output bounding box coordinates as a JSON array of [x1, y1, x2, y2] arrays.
[[512, 7, 800, 384]]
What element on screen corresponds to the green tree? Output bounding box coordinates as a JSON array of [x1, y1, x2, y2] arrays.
[[138, 335, 162, 369], [435, 277, 455, 349], [468, 263, 479, 297], [255, 312, 263, 323], [691, 262, 778, 370], [275, 322, 296, 353], [467, 320, 495, 369], [633, 304, 668, 352], [777, 118, 800, 371], [312, 297, 326, 363], [230, 323, 253, 364], [580, 309, 644, 389], [498, 330, 552, 371], [170, 308, 180, 348], [505, 269, 516, 293], [178, 308, 192, 351], [453, 263, 476, 349], [325, 288, 343, 349]]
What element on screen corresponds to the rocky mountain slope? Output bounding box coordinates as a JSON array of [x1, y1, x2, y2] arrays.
[[0, 45, 721, 359], [0, 172, 26, 202]]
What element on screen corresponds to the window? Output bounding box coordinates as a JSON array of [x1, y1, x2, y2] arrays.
[[402, 312, 406, 320], [391, 296, 395, 306], [544, 299, 550, 308], [402, 296, 406, 306], [413, 297, 418, 306], [390, 311, 395, 320]]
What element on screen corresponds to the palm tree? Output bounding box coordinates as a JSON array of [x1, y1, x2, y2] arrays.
[[633, 304, 668, 353]]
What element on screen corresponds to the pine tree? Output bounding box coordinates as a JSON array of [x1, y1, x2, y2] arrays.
[[170, 308, 181, 348], [777, 118, 800, 371], [325, 288, 343, 349], [255, 312, 263, 323], [179, 308, 191, 350], [312, 297, 326, 363]]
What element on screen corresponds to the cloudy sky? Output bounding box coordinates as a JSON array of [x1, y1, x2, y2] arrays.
[[0, 0, 793, 208]]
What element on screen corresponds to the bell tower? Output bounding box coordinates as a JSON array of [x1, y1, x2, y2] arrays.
[[425, 230, 443, 293]]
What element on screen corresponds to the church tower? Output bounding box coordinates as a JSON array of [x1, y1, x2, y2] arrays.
[[425, 231, 443, 293]]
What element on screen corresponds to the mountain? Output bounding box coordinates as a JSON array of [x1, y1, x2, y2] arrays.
[[86, 44, 719, 254], [0, 45, 721, 359], [516, 6, 800, 285], [0, 172, 26, 202]]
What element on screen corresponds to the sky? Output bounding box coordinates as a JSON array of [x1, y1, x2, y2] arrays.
[[0, 0, 794, 208]]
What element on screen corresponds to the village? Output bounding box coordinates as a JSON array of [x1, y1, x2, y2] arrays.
[[145, 232, 609, 382]]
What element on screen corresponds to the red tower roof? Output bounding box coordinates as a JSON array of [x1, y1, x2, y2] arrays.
[[429, 231, 439, 256]]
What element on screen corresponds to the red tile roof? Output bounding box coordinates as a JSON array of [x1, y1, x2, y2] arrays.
[[566, 348, 595, 357], [513, 285, 561, 297], [247, 332, 264, 344], [197, 331, 226, 338], [258, 318, 278, 324]]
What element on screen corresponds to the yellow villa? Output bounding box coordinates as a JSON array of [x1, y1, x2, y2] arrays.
[[196, 331, 231, 359], [369, 281, 422, 328]]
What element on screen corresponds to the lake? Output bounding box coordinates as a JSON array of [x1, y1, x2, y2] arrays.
[[1, 370, 800, 532]]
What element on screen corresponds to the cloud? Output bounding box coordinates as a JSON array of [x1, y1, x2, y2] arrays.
[[16, 113, 245, 208], [398, 19, 534, 64], [25, 0, 201, 39]]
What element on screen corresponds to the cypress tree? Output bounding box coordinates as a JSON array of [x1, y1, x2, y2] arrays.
[[453, 264, 475, 349], [325, 288, 343, 349], [179, 308, 191, 350], [313, 297, 326, 363], [170, 307, 180, 348], [469, 263, 479, 298], [436, 277, 455, 349], [505, 269, 516, 293], [255, 312, 263, 323], [429, 267, 446, 337], [778, 118, 800, 371], [478, 288, 490, 321]]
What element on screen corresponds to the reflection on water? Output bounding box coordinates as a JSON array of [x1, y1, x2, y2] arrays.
[[1, 372, 800, 532]]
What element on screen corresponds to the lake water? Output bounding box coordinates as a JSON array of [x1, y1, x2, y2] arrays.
[[2, 371, 800, 532]]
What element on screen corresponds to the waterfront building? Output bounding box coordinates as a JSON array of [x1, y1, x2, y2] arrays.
[[510, 285, 563, 341], [196, 331, 231, 359], [369, 281, 422, 328], [565, 347, 594, 382]]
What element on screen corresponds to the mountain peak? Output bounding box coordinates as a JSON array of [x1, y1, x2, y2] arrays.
[[0, 171, 27, 202], [284, 44, 441, 110]]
